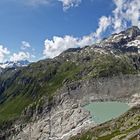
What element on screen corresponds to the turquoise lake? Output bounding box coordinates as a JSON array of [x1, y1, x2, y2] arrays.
[[84, 102, 130, 124]]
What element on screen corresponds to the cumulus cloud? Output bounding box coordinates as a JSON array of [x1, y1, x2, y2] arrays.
[[124, 0, 140, 28], [109, 0, 140, 33], [77, 34, 95, 47], [58, 0, 81, 11], [21, 41, 31, 50], [43, 36, 78, 58], [0, 45, 10, 63], [10, 52, 30, 62], [95, 16, 111, 39]]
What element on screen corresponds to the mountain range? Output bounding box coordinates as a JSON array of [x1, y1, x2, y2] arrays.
[[0, 60, 30, 69], [0, 26, 140, 140]]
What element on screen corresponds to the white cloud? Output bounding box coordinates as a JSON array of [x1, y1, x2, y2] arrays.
[[112, 0, 126, 32], [21, 41, 31, 50], [109, 0, 140, 33], [77, 34, 95, 47], [43, 36, 78, 58], [124, 0, 140, 28], [0, 45, 10, 63], [10, 52, 30, 62], [95, 16, 111, 39], [58, 0, 81, 11]]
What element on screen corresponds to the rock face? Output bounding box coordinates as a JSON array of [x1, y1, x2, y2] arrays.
[[9, 95, 92, 140], [12, 107, 92, 140], [59, 75, 140, 103]]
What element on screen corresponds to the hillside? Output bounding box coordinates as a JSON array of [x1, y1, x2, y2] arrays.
[[0, 26, 140, 140]]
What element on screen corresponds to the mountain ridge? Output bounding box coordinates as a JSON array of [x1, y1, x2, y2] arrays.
[[0, 60, 30, 69]]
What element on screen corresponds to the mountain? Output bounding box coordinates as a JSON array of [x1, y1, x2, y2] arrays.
[[0, 60, 30, 69], [0, 26, 139, 140]]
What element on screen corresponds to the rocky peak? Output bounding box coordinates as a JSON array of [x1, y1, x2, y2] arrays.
[[123, 26, 140, 39], [97, 26, 140, 54]]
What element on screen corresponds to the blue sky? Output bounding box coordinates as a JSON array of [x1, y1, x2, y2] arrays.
[[0, 0, 139, 62]]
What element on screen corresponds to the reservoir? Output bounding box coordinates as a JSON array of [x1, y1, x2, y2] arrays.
[[84, 102, 130, 124]]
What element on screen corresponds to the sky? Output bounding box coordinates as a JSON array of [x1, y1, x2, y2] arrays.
[[0, 0, 140, 63]]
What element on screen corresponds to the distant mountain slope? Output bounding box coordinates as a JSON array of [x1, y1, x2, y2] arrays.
[[0, 60, 30, 69], [70, 105, 140, 140]]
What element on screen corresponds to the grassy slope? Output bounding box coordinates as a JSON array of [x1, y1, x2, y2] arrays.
[[0, 61, 84, 122], [0, 95, 31, 123]]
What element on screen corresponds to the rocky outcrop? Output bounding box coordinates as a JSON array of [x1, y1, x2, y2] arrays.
[[57, 74, 140, 103], [3, 74, 139, 140], [99, 26, 140, 54], [11, 99, 92, 140]]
